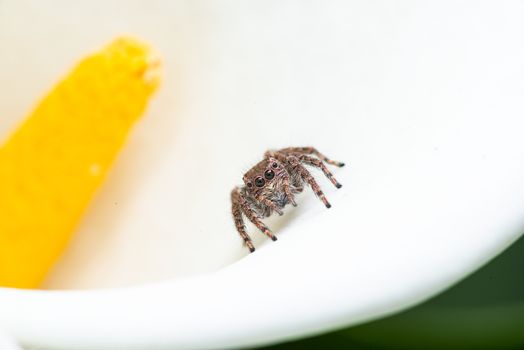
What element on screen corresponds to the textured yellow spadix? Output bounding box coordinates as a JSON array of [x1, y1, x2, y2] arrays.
[[0, 37, 161, 288]]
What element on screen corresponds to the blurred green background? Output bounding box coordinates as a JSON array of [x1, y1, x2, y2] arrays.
[[260, 235, 524, 350]]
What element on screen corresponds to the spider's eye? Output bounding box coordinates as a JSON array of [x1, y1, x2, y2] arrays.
[[254, 177, 265, 188], [246, 182, 253, 188], [272, 162, 278, 169], [264, 169, 275, 180]]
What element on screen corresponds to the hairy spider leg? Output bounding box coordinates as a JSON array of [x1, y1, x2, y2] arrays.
[[233, 189, 278, 242], [241, 203, 278, 241], [282, 174, 298, 207], [282, 155, 332, 209], [258, 196, 284, 216], [231, 198, 255, 252], [298, 155, 343, 189], [280, 146, 345, 167]]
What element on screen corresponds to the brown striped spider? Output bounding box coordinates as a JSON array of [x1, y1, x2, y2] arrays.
[[231, 147, 344, 252]]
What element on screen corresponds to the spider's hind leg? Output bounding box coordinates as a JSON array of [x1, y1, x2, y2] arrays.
[[280, 147, 345, 167]]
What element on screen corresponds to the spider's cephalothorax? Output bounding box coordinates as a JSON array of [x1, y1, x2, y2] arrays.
[[231, 147, 344, 252]]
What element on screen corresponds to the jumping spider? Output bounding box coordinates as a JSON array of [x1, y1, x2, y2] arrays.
[[231, 147, 344, 252]]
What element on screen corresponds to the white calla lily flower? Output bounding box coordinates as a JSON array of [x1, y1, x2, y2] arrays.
[[1, 1, 524, 349]]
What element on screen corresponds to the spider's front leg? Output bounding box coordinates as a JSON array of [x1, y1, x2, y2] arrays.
[[282, 176, 298, 207], [287, 155, 332, 208], [231, 189, 255, 252], [298, 155, 343, 189], [233, 188, 278, 243]]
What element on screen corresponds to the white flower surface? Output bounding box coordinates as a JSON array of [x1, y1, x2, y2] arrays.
[[1, 1, 524, 349]]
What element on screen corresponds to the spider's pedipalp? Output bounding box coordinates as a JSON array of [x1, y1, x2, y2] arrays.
[[259, 197, 284, 216]]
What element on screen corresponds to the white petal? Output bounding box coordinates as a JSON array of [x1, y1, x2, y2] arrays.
[[1, 1, 524, 349]]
